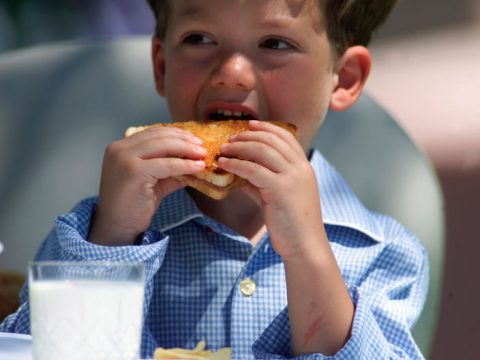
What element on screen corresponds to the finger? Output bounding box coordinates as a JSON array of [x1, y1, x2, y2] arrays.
[[153, 178, 186, 204], [125, 125, 201, 148], [143, 158, 205, 180], [132, 137, 206, 160], [248, 120, 304, 157], [226, 130, 297, 165], [220, 141, 286, 173], [217, 157, 273, 189], [239, 183, 263, 207]]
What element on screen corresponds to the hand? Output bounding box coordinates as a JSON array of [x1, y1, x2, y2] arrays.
[[218, 120, 325, 259], [89, 126, 206, 246]]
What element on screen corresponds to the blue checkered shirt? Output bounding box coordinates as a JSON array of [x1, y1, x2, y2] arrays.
[[1, 150, 428, 359]]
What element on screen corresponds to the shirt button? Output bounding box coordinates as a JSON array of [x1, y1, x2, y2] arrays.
[[239, 278, 256, 297]]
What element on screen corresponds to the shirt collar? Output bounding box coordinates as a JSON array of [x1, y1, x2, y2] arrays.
[[151, 150, 384, 242], [310, 150, 384, 242], [151, 189, 203, 233]]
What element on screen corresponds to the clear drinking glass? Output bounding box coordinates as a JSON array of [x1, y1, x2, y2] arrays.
[[29, 261, 145, 360]]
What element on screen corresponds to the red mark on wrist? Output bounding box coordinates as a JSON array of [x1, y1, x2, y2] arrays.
[[303, 313, 325, 347]]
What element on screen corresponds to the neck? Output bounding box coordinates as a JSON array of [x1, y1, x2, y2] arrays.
[[189, 189, 266, 243]]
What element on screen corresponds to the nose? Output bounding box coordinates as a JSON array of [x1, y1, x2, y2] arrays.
[[210, 53, 255, 91]]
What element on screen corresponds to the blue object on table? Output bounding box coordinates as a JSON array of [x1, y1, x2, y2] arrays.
[[0, 332, 32, 360]]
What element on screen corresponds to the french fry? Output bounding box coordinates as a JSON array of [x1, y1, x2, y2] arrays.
[[153, 340, 231, 360]]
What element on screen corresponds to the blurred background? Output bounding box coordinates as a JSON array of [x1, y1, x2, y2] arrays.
[[0, 0, 154, 52], [0, 0, 479, 359], [367, 2, 480, 360]]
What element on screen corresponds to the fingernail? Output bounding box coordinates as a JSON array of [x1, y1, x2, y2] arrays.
[[249, 120, 260, 125], [220, 144, 228, 151], [197, 146, 207, 154], [192, 136, 203, 145], [194, 160, 205, 167]]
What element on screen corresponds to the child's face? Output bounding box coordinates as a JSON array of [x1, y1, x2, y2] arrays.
[[153, 0, 339, 149]]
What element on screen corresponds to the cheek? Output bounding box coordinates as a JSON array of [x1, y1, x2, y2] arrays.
[[264, 65, 333, 147], [164, 64, 202, 120], [267, 62, 332, 110]]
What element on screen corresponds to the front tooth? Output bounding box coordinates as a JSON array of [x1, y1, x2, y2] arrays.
[[223, 110, 232, 116], [233, 111, 242, 117]]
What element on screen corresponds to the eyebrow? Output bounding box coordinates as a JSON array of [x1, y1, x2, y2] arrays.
[[174, 4, 311, 32], [258, 16, 297, 29]]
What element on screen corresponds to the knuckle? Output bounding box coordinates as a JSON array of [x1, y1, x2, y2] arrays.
[[123, 158, 140, 178], [253, 141, 268, 153], [284, 129, 296, 141], [105, 142, 129, 170], [105, 140, 122, 157], [245, 162, 261, 177], [265, 132, 278, 145], [162, 158, 179, 174], [146, 125, 166, 138]]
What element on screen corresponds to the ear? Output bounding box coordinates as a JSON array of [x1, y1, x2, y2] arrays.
[[329, 46, 371, 111], [151, 36, 167, 97]]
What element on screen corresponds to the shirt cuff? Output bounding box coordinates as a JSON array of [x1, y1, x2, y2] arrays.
[[54, 197, 169, 264], [252, 286, 392, 359]]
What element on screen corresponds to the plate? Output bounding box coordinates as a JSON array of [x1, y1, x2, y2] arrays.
[[0, 332, 32, 360]]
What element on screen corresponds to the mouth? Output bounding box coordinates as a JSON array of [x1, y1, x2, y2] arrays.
[[205, 104, 258, 121], [209, 109, 256, 121]]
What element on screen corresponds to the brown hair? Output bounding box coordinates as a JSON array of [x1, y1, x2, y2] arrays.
[[146, 0, 170, 40], [146, 0, 399, 55], [325, 0, 399, 55]]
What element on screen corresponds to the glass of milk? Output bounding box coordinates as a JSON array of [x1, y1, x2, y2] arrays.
[[29, 261, 145, 360]]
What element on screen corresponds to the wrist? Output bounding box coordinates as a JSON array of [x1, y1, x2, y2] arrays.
[[88, 212, 140, 247], [280, 226, 330, 264]]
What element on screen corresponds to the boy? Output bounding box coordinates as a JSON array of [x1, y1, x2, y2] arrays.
[[1, 0, 429, 359]]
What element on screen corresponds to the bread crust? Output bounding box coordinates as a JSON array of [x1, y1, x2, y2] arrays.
[[125, 120, 297, 199]]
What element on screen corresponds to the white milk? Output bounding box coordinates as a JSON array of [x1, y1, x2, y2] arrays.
[[29, 280, 144, 360]]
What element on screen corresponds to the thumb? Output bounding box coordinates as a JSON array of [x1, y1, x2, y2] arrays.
[[240, 183, 263, 207], [153, 178, 186, 206]]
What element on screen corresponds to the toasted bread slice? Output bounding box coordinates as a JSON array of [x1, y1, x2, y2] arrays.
[[125, 120, 297, 200]]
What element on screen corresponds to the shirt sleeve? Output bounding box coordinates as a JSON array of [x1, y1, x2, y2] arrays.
[[0, 197, 170, 338], [252, 226, 429, 360]]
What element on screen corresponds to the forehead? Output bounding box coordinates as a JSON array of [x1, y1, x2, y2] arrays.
[[170, 0, 323, 30]]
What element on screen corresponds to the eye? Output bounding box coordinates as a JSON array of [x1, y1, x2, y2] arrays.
[[259, 38, 295, 50], [182, 33, 216, 46]]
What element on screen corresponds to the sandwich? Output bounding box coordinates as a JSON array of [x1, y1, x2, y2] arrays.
[[125, 120, 297, 200]]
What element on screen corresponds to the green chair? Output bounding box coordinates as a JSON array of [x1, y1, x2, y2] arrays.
[[0, 37, 444, 357]]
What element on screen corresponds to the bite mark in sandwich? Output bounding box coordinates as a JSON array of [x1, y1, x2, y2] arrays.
[[125, 120, 297, 200]]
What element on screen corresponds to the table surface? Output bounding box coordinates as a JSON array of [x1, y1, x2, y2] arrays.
[[0, 332, 150, 360], [0, 332, 32, 360]]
